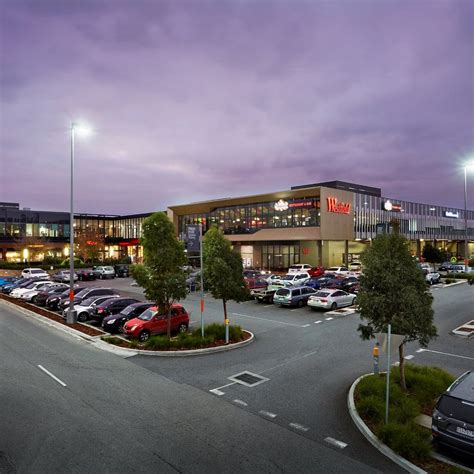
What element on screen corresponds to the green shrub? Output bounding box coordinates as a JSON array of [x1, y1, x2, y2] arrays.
[[378, 423, 431, 461], [192, 323, 244, 342], [145, 333, 216, 350], [129, 340, 139, 349], [357, 374, 386, 398], [103, 336, 122, 345], [357, 395, 385, 423], [390, 396, 420, 424], [145, 335, 173, 350]]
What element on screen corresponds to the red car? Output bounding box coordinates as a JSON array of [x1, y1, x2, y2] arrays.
[[244, 277, 268, 290], [123, 304, 189, 342], [308, 266, 325, 278]]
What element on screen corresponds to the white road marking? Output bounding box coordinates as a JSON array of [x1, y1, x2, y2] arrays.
[[324, 437, 348, 449], [259, 410, 277, 419], [314, 320, 323, 324], [415, 349, 474, 361], [231, 312, 303, 327], [37, 365, 67, 387], [404, 355, 414, 360], [325, 317, 333, 321], [209, 389, 225, 396], [289, 422, 309, 432], [290, 309, 299, 312], [233, 399, 248, 407], [264, 305, 273, 308], [301, 324, 310, 327]]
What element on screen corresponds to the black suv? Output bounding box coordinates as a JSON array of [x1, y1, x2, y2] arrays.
[[114, 264, 129, 278], [90, 297, 140, 323], [58, 287, 117, 311], [432, 371, 474, 457]]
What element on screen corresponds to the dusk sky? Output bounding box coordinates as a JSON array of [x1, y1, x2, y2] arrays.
[[1, 0, 473, 215]]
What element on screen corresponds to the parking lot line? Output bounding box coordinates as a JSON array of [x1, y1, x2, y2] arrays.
[[324, 437, 348, 449], [325, 317, 333, 321], [314, 321, 323, 324], [233, 399, 248, 407], [416, 348, 474, 361], [231, 312, 304, 327], [38, 365, 67, 387], [289, 422, 309, 432], [259, 410, 277, 419]]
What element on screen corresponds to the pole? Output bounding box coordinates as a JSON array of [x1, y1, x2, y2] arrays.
[[373, 342, 380, 375], [385, 323, 391, 424], [199, 224, 204, 337], [464, 167, 468, 272], [67, 123, 77, 324]]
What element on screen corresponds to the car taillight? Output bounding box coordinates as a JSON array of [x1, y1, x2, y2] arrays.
[[98, 308, 104, 313]]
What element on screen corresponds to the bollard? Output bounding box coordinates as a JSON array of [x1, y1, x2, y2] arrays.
[[373, 342, 380, 375]]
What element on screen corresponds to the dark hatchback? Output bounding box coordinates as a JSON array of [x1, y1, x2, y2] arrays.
[[90, 297, 140, 324], [32, 284, 68, 305], [77, 269, 97, 281], [114, 264, 129, 278], [58, 287, 117, 311], [432, 371, 474, 457], [46, 287, 87, 310], [102, 302, 155, 333]]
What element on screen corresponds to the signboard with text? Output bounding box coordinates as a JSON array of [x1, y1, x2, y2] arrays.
[[186, 225, 201, 252]]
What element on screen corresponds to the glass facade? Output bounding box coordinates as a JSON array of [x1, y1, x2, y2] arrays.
[[262, 243, 301, 270], [178, 198, 320, 238]]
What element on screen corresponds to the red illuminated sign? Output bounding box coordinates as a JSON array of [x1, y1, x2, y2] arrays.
[[288, 200, 314, 209], [327, 197, 351, 214], [118, 239, 140, 247], [86, 240, 98, 246]]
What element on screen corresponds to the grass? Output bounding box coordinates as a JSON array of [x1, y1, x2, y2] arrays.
[[355, 364, 455, 462]]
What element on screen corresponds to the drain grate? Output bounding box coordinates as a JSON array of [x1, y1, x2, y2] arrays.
[[228, 371, 269, 387]]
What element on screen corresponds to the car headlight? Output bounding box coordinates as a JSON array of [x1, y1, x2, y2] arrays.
[[130, 325, 138, 331], [106, 319, 116, 324]]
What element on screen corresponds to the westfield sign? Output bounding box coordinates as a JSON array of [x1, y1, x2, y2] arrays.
[[327, 196, 351, 214]]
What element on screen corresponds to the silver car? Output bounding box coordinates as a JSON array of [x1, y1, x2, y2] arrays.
[[63, 294, 120, 322], [93, 266, 116, 279], [307, 289, 357, 311]]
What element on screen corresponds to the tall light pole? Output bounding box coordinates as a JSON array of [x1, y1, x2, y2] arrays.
[[67, 122, 92, 325], [463, 161, 474, 273]]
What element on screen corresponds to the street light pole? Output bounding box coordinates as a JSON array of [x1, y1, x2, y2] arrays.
[[67, 123, 77, 325], [464, 166, 468, 272]]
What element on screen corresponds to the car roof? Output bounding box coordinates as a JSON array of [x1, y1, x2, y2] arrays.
[[446, 371, 474, 402]]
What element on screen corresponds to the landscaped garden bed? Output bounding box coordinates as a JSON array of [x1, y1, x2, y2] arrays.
[[353, 364, 469, 473], [103, 323, 251, 350]]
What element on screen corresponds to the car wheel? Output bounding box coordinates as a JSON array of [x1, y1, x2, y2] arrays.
[[178, 323, 188, 333], [297, 300, 304, 308], [32, 296, 38, 304], [118, 322, 125, 333], [330, 302, 337, 311], [352, 298, 357, 306], [77, 312, 88, 323], [138, 330, 150, 342], [99, 274, 103, 279]]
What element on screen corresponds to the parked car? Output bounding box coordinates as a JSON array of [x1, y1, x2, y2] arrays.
[[10, 280, 51, 298], [1, 277, 31, 293], [0, 276, 19, 287], [33, 285, 70, 306], [92, 266, 115, 279], [62, 294, 121, 322], [250, 284, 283, 303], [90, 297, 141, 324], [288, 264, 313, 274], [76, 269, 97, 281], [325, 266, 350, 276], [305, 277, 323, 290], [426, 271, 441, 285], [348, 262, 362, 272], [46, 287, 87, 310], [438, 262, 453, 271], [243, 269, 263, 278], [265, 274, 283, 285], [114, 264, 129, 278], [307, 289, 357, 311], [273, 286, 316, 307], [58, 287, 118, 311], [307, 266, 325, 278], [275, 272, 310, 286], [18, 282, 65, 302], [314, 275, 338, 288], [123, 304, 190, 342], [449, 265, 466, 274], [102, 302, 155, 333], [342, 281, 360, 294], [244, 277, 268, 290], [419, 262, 434, 274], [21, 268, 50, 279], [432, 371, 474, 457], [53, 270, 78, 283]]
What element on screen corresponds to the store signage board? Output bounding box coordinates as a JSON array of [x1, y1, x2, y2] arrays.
[[186, 225, 201, 252], [444, 211, 459, 218], [383, 200, 402, 212], [327, 197, 351, 214], [288, 200, 314, 209], [274, 199, 289, 211]]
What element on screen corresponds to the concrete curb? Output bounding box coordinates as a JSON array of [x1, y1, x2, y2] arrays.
[[95, 330, 255, 357], [347, 373, 427, 474], [0, 298, 96, 342]]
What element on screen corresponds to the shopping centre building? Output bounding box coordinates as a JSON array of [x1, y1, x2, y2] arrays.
[[2, 180, 474, 269]]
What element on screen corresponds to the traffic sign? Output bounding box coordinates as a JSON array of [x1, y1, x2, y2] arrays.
[[450, 256, 457, 263], [375, 332, 405, 354]]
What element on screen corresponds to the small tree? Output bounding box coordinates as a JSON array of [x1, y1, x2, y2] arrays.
[[203, 226, 248, 343], [422, 242, 446, 264], [130, 212, 187, 338], [75, 227, 105, 263], [357, 231, 437, 391]]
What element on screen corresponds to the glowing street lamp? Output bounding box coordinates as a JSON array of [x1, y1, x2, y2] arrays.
[[67, 122, 93, 325], [463, 160, 474, 273]]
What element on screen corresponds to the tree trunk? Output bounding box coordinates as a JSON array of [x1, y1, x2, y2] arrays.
[[399, 343, 407, 391]]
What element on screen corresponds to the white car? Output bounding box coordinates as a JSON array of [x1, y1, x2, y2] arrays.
[[325, 266, 350, 276], [425, 271, 441, 285], [21, 268, 50, 279], [93, 266, 116, 279], [287, 264, 313, 274], [274, 272, 310, 286], [348, 262, 362, 272], [307, 289, 357, 311], [266, 274, 283, 284], [19, 283, 66, 302], [11, 280, 51, 298]]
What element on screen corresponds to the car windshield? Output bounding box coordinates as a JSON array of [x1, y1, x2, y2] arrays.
[[105, 266, 114, 271], [281, 275, 294, 281], [31, 269, 44, 274], [276, 288, 290, 296], [75, 289, 90, 298], [438, 395, 474, 423], [122, 305, 137, 315], [82, 296, 100, 306], [138, 308, 158, 321], [327, 267, 339, 271], [315, 291, 330, 297]]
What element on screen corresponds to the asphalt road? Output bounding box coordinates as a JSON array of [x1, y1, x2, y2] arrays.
[[1, 277, 472, 472]]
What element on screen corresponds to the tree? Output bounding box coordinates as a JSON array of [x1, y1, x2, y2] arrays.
[[203, 226, 248, 343], [422, 242, 446, 264], [357, 231, 437, 391], [75, 227, 105, 263], [130, 212, 187, 338]]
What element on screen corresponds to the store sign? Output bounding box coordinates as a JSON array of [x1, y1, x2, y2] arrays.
[[118, 239, 140, 247], [288, 200, 314, 209], [327, 196, 351, 214], [383, 200, 402, 212], [444, 211, 459, 218], [186, 225, 201, 252], [86, 240, 98, 246], [274, 199, 289, 211]]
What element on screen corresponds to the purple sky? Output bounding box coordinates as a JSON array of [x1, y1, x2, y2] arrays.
[[1, 0, 473, 214]]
